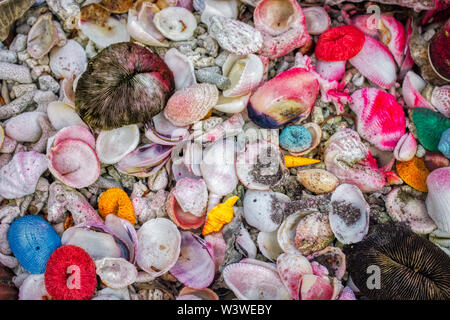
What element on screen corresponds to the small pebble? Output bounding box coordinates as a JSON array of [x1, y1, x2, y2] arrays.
[[0, 50, 18, 64], [38, 75, 60, 94], [416, 144, 426, 158], [0, 62, 32, 84], [195, 69, 231, 90], [11, 84, 37, 98], [9, 34, 27, 52]]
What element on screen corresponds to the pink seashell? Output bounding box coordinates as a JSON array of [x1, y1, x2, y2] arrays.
[[350, 88, 406, 151], [116, 144, 172, 177], [307, 246, 346, 281], [349, 35, 397, 89], [315, 60, 346, 81], [49, 40, 87, 79], [309, 261, 329, 278], [300, 274, 334, 300], [351, 14, 380, 39], [431, 85, 450, 118], [196, 113, 245, 143], [426, 167, 450, 233], [166, 189, 206, 230], [52, 125, 95, 149], [338, 286, 357, 300], [164, 83, 218, 127], [163, 48, 196, 90], [170, 231, 215, 289], [27, 14, 58, 59], [379, 14, 406, 67], [127, 2, 168, 47], [303, 6, 330, 35], [324, 129, 386, 193], [177, 287, 219, 300], [253, 0, 311, 59], [173, 178, 208, 217], [276, 252, 313, 300], [204, 231, 226, 272], [223, 262, 292, 300], [0, 151, 47, 199], [240, 258, 278, 272], [402, 71, 436, 110], [394, 132, 417, 162]]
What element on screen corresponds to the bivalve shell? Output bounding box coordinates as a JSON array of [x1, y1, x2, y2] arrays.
[[95, 258, 138, 289], [426, 167, 450, 233], [96, 125, 140, 165], [297, 169, 339, 194], [153, 7, 197, 41]]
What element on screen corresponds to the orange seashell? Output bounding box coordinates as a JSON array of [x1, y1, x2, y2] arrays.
[[98, 188, 135, 225], [396, 157, 430, 192]]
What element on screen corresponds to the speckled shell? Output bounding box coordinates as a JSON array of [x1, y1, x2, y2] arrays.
[[164, 83, 218, 127], [49, 40, 87, 79], [297, 169, 339, 194], [8, 215, 61, 274], [0, 0, 35, 41], [426, 167, 450, 233], [431, 85, 450, 118], [209, 15, 263, 56]]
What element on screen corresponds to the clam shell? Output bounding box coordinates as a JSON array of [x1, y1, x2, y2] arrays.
[[257, 230, 283, 261], [166, 188, 206, 229], [79, 17, 130, 49], [19, 274, 50, 300], [300, 274, 334, 300], [164, 48, 196, 90], [27, 14, 58, 59], [222, 54, 264, 98], [49, 40, 87, 79], [303, 6, 330, 35], [200, 0, 239, 26], [426, 167, 450, 233], [0, 151, 48, 199], [127, 3, 168, 47], [95, 258, 138, 289], [276, 252, 313, 300], [47, 101, 87, 130], [104, 214, 138, 264], [136, 218, 181, 279], [4, 111, 47, 143], [173, 178, 208, 217], [177, 287, 219, 300], [96, 125, 140, 165], [431, 85, 450, 118], [164, 83, 218, 127], [214, 94, 250, 114], [329, 184, 370, 244], [243, 189, 290, 232], [393, 132, 417, 162], [297, 169, 339, 194], [52, 125, 95, 149], [153, 7, 197, 41], [277, 209, 314, 254]]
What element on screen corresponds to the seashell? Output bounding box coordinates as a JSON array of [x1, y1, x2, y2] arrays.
[[52, 125, 95, 149], [153, 7, 197, 41], [243, 190, 289, 232], [378, 14, 406, 67], [177, 287, 219, 300], [329, 184, 370, 244], [47, 101, 87, 130], [424, 151, 450, 172], [247, 68, 319, 129], [50, 40, 87, 79], [386, 186, 437, 234], [297, 169, 339, 194], [8, 215, 61, 274], [166, 188, 206, 230], [324, 129, 386, 193], [253, 0, 310, 59], [0, 125, 4, 150], [164, 83, 218, 127], [236, 225, 257, 259], [402, 71, 435, 110], [145, 112, 190, 146], [349, 35, 397, 89], [209, 15, 263, 56], [116, 144, 172, 177], [294, 211, 334, 255], [95, 258, 138, 289], [439, 128, 450, 158], [284, 155, 320, 168], [222, 54, 264, 98], [96, 125, 140, 165], [4, 111, 47, 143], [104, 214, 138, 264], [315, 60, 346, 82], [351, 14, 380, 39], [0, 0, 35, 41], [307, 246, 346, 281], [431, 85, 450, 118], [394, 132, 417, 162], [412, 108, 450, 152], [195, 113, 245, 144], [0, 151, 48, 199], [27, 14, 58, 59], [170, 231, 215, 289], [204, 231, 226, 271], [426, 167, 450, 232], [257, 230, 283, 261], [396, 156, 430, 193], [223, 262, 291, 300], [276, 252, 313, 300], [199, 0, 239, 26], [19, 274, 50, 300], [277, 209, 314, 254], [300, 274, 334, 300], [127, 2, 168, 47], [79, 17, 130, 49], [428, 19, 450, 82], [164, 48, 196, 90], [236, 140, 288, 190], [303, 6, 330, 36], [283, 123, 321, 156], [279, 125, 312, 154], [214, 94, 250, 114], [202, 196, 238, 235], [136, 218, 181, 279], [350, 88, 406, 151], [173, 178, 208, 217]]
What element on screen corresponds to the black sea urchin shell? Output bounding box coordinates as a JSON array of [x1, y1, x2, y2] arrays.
[[344, 223, 450, 300], [75, 42, 175, 129]]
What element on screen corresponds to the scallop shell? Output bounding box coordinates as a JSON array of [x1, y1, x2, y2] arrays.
[[297, 169, 339, 194], [79, 17, 130, 49], [164, 48, 196, 90], [0, 151, 48, 199], [4, 111, 47, 143], [49, 40, 87, 79], [47, 101, 87, 130], [222, 54, 264, 98], [426, 167, 450, 233], [164, 83, 218, 127], [95, 258, 138, 289], [96, 125, 140, 165], [27, 14, 58, 59], [8, 215, 61, 274], [209, 15, 263, 56], [153, 7, 197, 41], [127, 2, 168, 47]]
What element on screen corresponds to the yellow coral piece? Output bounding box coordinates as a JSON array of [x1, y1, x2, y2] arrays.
[[285, 155, 320, 168], [202, 196, 239, 236], [0, 126, 4, 149], [98, 188, 135, 225]]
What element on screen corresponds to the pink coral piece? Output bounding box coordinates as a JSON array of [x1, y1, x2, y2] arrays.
[[350, 88, 406, 151]]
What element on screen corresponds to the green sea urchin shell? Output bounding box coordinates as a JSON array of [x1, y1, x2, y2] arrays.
[[0, 0, 35, 41], [412, 108, 450, 152]]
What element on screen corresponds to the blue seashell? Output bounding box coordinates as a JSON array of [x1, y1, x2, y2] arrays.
[[438, 128, 450, 159], [8, 215, 61, 274], [279, 125, 312, 153]]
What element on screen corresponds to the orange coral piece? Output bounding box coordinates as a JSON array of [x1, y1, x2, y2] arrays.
[[98, 188, 135, 225], [396, 157, 430, 192]]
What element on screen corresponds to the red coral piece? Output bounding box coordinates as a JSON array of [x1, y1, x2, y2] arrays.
[[44, 245, 97, 300], [315, 25, 365, 61]]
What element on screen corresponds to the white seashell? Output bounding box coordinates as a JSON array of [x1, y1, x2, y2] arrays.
[[27, 14, 58, 59], [243, 189, 290, 232], [222, 54, 264, 97], [393, 132, 417, 162], [426, 167, 450, 233], [4, 112, 47, 143], [95, 257, 138, 289], [153, 7, 197, 41], [136, 218, 181, 279], [297, 169, 339, 194], [209, 16, 263, 56], [50, 39, 87, 79], [127, 2, 168, 47], [329, 184, 370, 244], [148, 167, 169, 192], [164, 48, 196, 90], [214, 93, 250, 114], [173, 178, 208, 217], [277, 209, 314, 254], [19, 274, 50, 300], [96, 125, 140, 165], [47, 101, 87, 130], [92, 287, 130, 300], [257, 230, 283, 261], [201, 0, 239, 26], [79, 17, 130, 49]]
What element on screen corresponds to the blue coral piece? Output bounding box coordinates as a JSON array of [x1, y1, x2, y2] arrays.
[[8, 215, 61, 274], [438, 128, 450, 159], [279, 125, 312, 153]]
